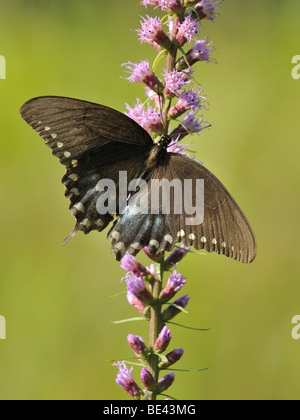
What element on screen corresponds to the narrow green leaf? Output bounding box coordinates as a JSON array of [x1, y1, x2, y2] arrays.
[[112, 317, 147, 324], [162, 367, 209, 372], [124, 360, 147, 368], [153, 50, 167, 71], [167, 321, 211, 331], [109, 290, 126, 299], [178, 47, 190, 69], [160, 393, 177, 400], [167, 302, 188, 314]]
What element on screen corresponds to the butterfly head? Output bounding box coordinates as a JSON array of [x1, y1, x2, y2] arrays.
[[157, 135, 172, 149]]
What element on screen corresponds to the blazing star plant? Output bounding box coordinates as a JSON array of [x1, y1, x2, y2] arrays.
[[113, 0, 222, 400]]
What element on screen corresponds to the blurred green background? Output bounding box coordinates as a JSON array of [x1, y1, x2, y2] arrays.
[[0, 0, 300, 400]]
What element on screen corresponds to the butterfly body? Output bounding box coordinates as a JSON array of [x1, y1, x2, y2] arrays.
[[20, 96, 256, 263]]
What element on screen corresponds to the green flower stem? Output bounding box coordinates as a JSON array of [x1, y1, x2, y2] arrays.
[[163, 16, 180, 133], [148, 255, 165, 400]]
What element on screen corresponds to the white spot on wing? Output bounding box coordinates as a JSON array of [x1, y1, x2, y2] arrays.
[[189, 233, 196, 240], [70, 188, 80, 196], [212, 238, 217, 245], [149, 239, 159, 249], [164, 234, 173, 244], [111, 231, 120, 241], [115, 242, 125, 253], [74, 202, 85, 213], [81, 219, 91, 228], [68, 173, 78, 181], [95, 219, 104, 228], [201, 236, 207, 243], [64, 151, 71, 158]]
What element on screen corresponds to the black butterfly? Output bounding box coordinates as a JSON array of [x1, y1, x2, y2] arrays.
[[20, 96, 256, 263]]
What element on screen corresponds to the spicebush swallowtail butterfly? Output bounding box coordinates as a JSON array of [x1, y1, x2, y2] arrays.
[[20, 96, 256, 263]]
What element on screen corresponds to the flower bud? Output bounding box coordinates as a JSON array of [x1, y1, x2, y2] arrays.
[[140, 368, 156, 390], [143, 247, 165, 262], [161, 294, 190, 322], [154, 326, 172, 353], [127, 291, 149, 316], [126, 273, 155, 305], [127, 334, 149, 358], [164, 245, 190, 269], [114, 361, 142, 399], [159, 348, 184, 368], [121, 255, 148, 277], [156, 372, 175, 394], [159, 269, 186, 303]]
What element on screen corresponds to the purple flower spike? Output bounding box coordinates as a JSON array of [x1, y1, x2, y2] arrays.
[[123, 61, 163, 93], [159, 348, 184, 368], [138, 16, 171, 50], [127, 334, 149, 358], [164, 244, 191, 269], [161, 294, 190, 322], [156, 372, 175, 394], [126, 273, 154, 305], [159, 269, 186, 303], [154, 326, 172, 353], [121, 255, 148, 277], [176, 15, 200, 46], [140, 368, 156, 390], [114, 361, 142, 399], [164, 69, 190, 98]]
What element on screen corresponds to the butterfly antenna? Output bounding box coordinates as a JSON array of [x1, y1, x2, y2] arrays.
[[158, 93, 167, 134]]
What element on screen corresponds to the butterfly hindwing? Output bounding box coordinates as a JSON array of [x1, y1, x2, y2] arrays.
[[166, 154, 257, 263], [108, 163, 177, 260]]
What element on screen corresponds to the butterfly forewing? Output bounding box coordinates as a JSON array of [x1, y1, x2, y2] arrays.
[[20, 96, 153, 164], [20, 96, 153, 240]]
